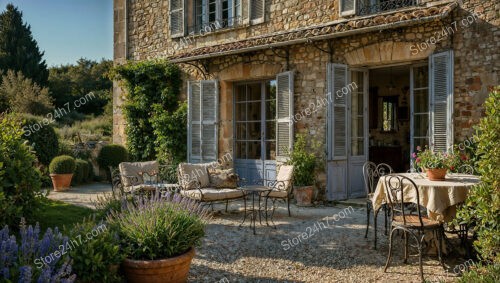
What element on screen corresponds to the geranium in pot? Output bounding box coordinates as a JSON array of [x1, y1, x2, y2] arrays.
[[109, 193, 210, 283], [288, 134, 318, 206], [49, 155, 76, 191], [413, 146, 457, 181]]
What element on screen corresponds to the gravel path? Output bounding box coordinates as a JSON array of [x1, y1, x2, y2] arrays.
[[189, 202, 464, 283]]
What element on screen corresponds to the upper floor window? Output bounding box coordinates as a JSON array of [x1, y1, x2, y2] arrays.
[[340, 0, 418, 17], [170, 0, 265, 38], [190, 0, 242, 34]]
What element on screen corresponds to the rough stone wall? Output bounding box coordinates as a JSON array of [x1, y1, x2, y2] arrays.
[[113, 0, 127, 144]]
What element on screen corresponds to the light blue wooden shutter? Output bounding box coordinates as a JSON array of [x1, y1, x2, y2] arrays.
[[188, 80, 219, 163], [170, 0, 185, 38], [249, 0, 265, 24], [276, 71, 294, 161], [430, 50, 454, 153], [330, 64, 348, 160]]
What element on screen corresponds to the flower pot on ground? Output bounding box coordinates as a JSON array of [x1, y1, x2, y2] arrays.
[[49, 155, 76, 191], [109, 194, 210, 283], [288, 134, 319, 206], [294, 186, 314, 206], [122, 248, 195, 283]]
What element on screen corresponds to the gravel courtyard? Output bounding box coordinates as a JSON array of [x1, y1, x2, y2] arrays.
[[189, 202, 464, 283]]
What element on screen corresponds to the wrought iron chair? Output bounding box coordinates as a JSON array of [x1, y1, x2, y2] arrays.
[[383, 174, 445, 282], [363, 162, 393, 249]]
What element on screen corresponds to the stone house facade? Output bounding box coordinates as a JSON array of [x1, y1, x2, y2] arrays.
[[113, 0, 499, 200]]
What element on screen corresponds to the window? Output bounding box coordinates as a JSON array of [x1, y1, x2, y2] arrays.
[[382, 96, 397, 132], [190, 0, 242, 34], [343, 0, 419, 17]]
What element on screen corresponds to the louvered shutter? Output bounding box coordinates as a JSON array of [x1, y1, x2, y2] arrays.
[[430, 50, 454, 153], [170, 0, 185, 38], [276, 71, 294, 161], [188, 80, 219, 163], [249, 0, 265, 25], [329, 63, 348, 160], [340, 0, 356, 16]]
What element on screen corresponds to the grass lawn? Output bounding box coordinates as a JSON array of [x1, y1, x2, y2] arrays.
[[33, 198, 94, 232]]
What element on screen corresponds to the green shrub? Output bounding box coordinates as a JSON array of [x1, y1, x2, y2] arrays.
[[14, 114, 59, 165], [0, 114, 43, 227], [72, 159, 89, 185], [97, 144, 128, 170], [459, 263, 500, 283], [287, 134, 319, 186], [68, 218, 124, 283], [49, 155, 76, 174], [455, 88, 500, 264], [86, 160, 94, 182], [108, 194, 209, 260]]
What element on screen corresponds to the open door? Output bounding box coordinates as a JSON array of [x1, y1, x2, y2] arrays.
[[347, 69, 368, 198]]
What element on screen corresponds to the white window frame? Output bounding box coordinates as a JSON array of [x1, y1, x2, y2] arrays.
[[249, 0, 265, 25], [194, 0, 241, 31], [339, 0, 356, 17]]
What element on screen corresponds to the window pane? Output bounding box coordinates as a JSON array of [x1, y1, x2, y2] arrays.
[[247, 101, 261, 121], [413, 114, 429, 137], [248, 83, 261, 101], [414, 89, 428, 113], [235, 102, 246, 121], [235, 141, 246, 159], [247, 141, 261, 159], [413, 66, 428, 89], [236, 84, 246, 102], [209, 0, 217, 22], [266, 121, 275, 140], [266, 141, 276, 160], [413, 138, 429, 152], [247, 122, 261, 140], [235, 122, 246, 139]]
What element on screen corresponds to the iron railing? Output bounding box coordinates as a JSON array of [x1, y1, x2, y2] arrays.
[[357, 0, 418, 16], [187, 16, 243, 35]]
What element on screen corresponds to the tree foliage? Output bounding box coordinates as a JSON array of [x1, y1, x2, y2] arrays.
[[0, 70, 53, 115], [0, 4, 48, 86], [48, 58, 112, 116], [0, 114, 42, 228], [455, 87, 500, 265], [111, 60, 184, 162]]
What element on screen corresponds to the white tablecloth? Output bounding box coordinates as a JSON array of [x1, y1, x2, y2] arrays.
[[372, 173, 481, 222]]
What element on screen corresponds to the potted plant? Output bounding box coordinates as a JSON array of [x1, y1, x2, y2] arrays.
[[49, 155, 76, 191], [413, 146, 457, 181], [288, 134, 318, 206], [109, 193, 210, 283]]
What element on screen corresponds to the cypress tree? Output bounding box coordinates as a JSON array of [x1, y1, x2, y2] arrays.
[[0, 4, 48, 86]]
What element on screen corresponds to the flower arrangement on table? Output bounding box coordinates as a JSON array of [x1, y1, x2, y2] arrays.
[[412, 146, 459, 180]]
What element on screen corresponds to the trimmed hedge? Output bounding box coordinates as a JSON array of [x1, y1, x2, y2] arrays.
[[97, 144, 128, 170], [49, 155, 76, 174], [72, 159, 88, 185], [16, 114, 59, 165]]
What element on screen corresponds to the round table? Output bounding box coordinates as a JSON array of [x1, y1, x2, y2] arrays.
[[238, 186, 274, 235]]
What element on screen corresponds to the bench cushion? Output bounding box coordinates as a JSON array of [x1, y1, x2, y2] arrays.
[[119, 161, 159, 187], [178, 163, 211, 190], [208, 168, 238, 189], [180, 188, 244, 201]]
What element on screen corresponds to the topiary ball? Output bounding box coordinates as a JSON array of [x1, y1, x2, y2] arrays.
[[72, 159, 89, 185], [49, 155, 76, 174], [97, 144, 129, 170]]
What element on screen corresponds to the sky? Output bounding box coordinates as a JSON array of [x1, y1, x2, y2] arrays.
[[0, 0, 113, 67]]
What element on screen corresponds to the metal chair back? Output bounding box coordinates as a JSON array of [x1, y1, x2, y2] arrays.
[[384, 174, 425, 229], [363, 161, 378, 195]]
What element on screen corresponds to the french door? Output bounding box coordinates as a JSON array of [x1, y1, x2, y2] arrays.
[[327, 65, 369, 200], [234, 80, 277, 183]]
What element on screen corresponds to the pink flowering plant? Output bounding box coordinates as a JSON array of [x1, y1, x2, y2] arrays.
[[413, 146, 459, 170]]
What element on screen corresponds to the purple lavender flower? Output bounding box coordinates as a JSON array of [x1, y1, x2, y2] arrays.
[[18, 265, 32, 282]]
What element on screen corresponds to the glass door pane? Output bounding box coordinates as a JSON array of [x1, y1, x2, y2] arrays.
[[351, 71, 365, 156], [411, 65, 430, 152]]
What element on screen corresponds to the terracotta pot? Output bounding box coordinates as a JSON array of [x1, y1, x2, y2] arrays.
[[50, 174, 73, 191], [426, 168, 447, 181], [294, 186, 314, 206], [122, 247, 195, 283]]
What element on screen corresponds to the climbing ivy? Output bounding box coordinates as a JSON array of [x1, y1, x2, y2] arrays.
[[111, 60, 186, 163]]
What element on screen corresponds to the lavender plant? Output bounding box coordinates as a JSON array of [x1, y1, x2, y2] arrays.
[[0, 220, 76, 282], [108, 192, 211, 260]]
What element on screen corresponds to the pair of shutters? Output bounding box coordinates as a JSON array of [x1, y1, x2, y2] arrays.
[[169, 0, 265, 37], [327, 50, 454, 161], [187, 71, 293, 163]]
